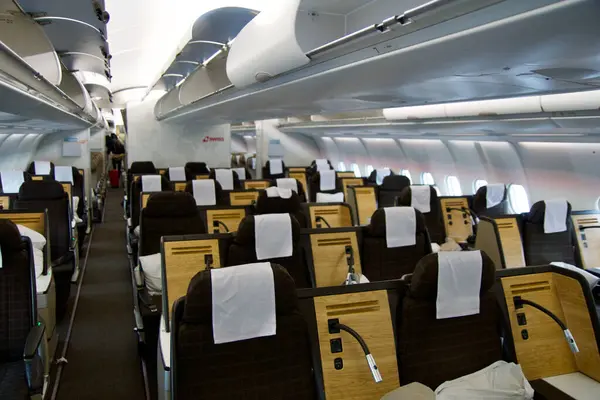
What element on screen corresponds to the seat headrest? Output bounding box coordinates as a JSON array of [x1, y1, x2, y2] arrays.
[[235, 214, 300, 246], [528, 200, 572, 225], [0, 219, 23, 253], [18, 181, 65, 200], [0, 171, 27, 194], [381, 175, 411, 190], [474, 185, 507, 209], [368, 207, 427, 236], [30, 161, 53, 175], [182, 263, 298, 324], [144, 192, 198, 218], [397, 186, 438, 210], [185, 162, 209, 174], [409, 251, 496, 300], [129, 161, 157, 174], [256, 191, 301, 215]]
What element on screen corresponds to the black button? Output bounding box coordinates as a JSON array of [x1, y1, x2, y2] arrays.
[[334, 358, 343, 370], [521, 329, 529, 340], [330, 338, 343, 354], [517, 313, 527, 326]]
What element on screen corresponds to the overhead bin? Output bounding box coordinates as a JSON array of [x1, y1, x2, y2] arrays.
[[383, 104, 447, 120], [56, 66, 94, 115], [541, 90, 600, 112]]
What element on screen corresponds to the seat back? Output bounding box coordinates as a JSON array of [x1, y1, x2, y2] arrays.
[[397, 185, 445, 244], [347, 186, 378, 226], [139, 192, 206, 257], [0, 219, 35, 362], [362, 208, 432, 281], [172, 264, 315, 400], [367, 168, 393, 185], [184, 179, 226, 206], [255, 190, 308, 228], [264, 159, 287, 180], [131, 175, 171, 230], [15, 181, 70, 262], [228, 189, 261, 206], [243, 179, 272, 190], [309, 171, 341, 202], [226, 215, 310, 288], [302, 203, 353, 229], [127, 161, 156, 183], [571, 211, 600, 269], [377, 175, 410, 208], [523, 200, 575, 266], [0, 171, 31, 194], [288, 170, 310, 201], [27, 161, 55, 179], [473, 184, 510, 217], [398, 252, 501, 389], [184, 162, 210, 181], [475, 215, 525, 269], [54, 167, 85, 218]]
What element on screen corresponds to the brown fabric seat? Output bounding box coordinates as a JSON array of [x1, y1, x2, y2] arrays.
[[139, 192, 206, 257], [523, 201, 576, 266], [472, 185, 510, 217], [226, 215, 310, 288], [172, 264, 316, 400], [255, 191, 308, 228], [378, 175, 411, 208], [184, 162, 210, 180], [396, 186, 445, 244], [308, 172, 341, 202], [397, 251, 502, 390], [209, 169, 242, 190], [184, 179, 227, 206], [130, 175, 172, 233], [362, 208, 432, 281]]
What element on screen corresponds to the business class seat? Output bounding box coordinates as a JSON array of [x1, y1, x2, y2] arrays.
[[255, 188, 308, 228], [362, 207, 432, 281], [129, 175, 172, 237], [264, 159, 286, 180], [226, 214, 311, 288], [367, 168, 394, 185], [397, 185, 445, 244], [26, 161, 55, 180], [397, 251, 502, 390], [309, 170, 342, 202], [54, 166, 87, 249], [523, 200, 576, 266], [0, 220, 45, 400], [208, 169, 241, 191], [378, 175, 411, 208], [184, 179, 227, 207], [15, 181, 73, 319], [272, 177, 307, 202], [184, 162, 210, 180], [126, 162, 158, 217], [171, 263, 315, 400], [473, 184, 510, 217]]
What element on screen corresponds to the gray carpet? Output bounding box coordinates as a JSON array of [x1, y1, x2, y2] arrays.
[[56, 189, 145, 399]]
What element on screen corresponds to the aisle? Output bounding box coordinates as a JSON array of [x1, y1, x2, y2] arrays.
[[55, 189, 145, 399]]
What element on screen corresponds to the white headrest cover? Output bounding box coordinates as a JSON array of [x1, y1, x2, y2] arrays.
[[376, 168, 391, 185], [142, 175, 162, 192], [544, 199, 568, 234], [320, 170, 336, 191], [315, 159, 328, 167], [34, 161, 51, 175], [276, 178, 298, 193], [54, 166, 74, 184], [169, 167, 186, 182], [232, 168, 246, 181], [215, 169, 234, 190], [211, 262, 276, 344], [411, 186, 431, 213], [254, 214, 293, 260], [0, 171, 24, 194], [384, 207, 416, 248], [192, 180, 216, 206], [269, 159, 283, 175], [486, 184, 505, 208], [437, 251, 482, 319], [266, 187, 293, 199], [316, 192, 344, 203]]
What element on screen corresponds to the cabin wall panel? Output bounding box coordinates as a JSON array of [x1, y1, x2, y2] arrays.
[[0, 133, 45, 171], [361, 138, 405, 172], [397, 139, 456, 192], [256, 120, 321, 167], [446, 140, 488, 195], [517, 142, 600, 210], [333, 137, 369, 174], [126, 95, 231, 169], [33, 129, 91, 173], [319, 137, 341, 167], [232, 136, 247, 153], [478, 141, 528, 191]]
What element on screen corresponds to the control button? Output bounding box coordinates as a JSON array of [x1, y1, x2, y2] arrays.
[[334, 358, 343, 370], [517, 313, 527, 326], [521, 329, 529, 340], [330, 338, 343, 354]]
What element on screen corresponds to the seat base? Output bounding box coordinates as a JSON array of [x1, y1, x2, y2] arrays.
[[0, 361, 28, 400]]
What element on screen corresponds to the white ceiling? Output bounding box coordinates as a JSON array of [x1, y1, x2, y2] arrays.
[[105, 0, 276, 96], [299, 0, 370, 15]]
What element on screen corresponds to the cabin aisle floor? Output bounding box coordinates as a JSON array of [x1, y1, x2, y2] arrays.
[[56, 188, 145, 400]]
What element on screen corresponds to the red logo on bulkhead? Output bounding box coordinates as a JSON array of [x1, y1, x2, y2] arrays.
[[202, 136, 225, 143]]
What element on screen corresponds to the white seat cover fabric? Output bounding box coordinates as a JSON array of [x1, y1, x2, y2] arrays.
[[384, 207, 416, 248], [436, 250, 482, 319], [215, 169, 234, 190], [435, 361, 534, 400], [138, 253, 162, 295], [376, 168, 391, 185], [192, 180, 216, 206], [212, 262, 276, 344], [411, 185, 431, 213], [168, 167, 186, 182], [33, 161, 51, 175], [232, 168, 247, 181], [0, 171, 24, 193], [266, 187, 293, 199], [316, 192, 344, 203], [320, 170, 336, 191], [276, 178, 298, 193], [544, 199, 568, 233], [551, 262, 600, 288], [486, 184, 505, 208], [17, 224, 46, 278], [254, 214, 293, 260], [141, 175, 162, 192], [54, 166, 74, 184], [269, 159, 283, 175]]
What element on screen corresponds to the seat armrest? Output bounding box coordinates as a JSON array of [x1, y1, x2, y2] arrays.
[[138, 288, 158, 313], [400, 273, 413, 283], [23, 323, 45, 360]]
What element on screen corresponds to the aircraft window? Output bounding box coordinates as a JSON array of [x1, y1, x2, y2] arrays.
[[508, 184, 530, 213], [366, 165, 374, 176], [338, 162, 346, 171], [473, 179, 488, 193], [597, 197, 600, 210], [446, 176, 462, 196], [400, 169, 412, 183], [351, 163, 361, 178], [421, 172, 435, 185]]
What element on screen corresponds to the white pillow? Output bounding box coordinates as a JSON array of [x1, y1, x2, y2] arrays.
[[139, 253, 162, 295], [17, 224, 46, 251], [33, 248, 44, 278]]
